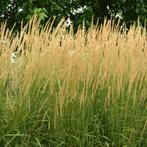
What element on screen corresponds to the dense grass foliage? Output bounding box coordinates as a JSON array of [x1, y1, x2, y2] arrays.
[[0, 18, 147, 146]]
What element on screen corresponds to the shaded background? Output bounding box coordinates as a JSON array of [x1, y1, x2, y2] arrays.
[[0, 0, 147, 31]]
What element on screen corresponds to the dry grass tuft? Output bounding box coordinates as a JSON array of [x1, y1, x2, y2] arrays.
[[0, 18, 146, 146]]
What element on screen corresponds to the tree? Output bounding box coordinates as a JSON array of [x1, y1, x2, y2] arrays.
[[0, 0, 147, 31], [88, 0, 147, 28], [0, 0, 69, 29]]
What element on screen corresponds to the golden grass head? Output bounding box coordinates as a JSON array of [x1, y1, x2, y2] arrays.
[[0, 17, 146, 109]]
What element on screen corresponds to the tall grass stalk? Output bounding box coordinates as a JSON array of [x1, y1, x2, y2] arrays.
[[0, 18, 146, 146]]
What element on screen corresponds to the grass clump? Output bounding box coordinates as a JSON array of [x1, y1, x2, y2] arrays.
[[0, 18, 146, 146]]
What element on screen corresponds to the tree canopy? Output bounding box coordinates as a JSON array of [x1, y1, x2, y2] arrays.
[[0, 0, 147, 30]]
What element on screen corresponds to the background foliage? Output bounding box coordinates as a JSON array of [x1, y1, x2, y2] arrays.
[[0, 0, 147, 30]]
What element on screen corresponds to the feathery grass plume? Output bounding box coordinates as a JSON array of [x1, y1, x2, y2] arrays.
[[0, 17, 146, 146]]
